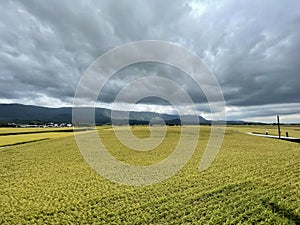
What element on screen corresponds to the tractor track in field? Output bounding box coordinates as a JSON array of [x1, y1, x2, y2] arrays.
[[0, 138, 50, 149], [0, 128, 90, 136]]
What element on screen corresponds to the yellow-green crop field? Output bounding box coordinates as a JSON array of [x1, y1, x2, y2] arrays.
[[0, 127, 73, 135], [0, 126, 299, 224], [0, 132, 73, 147], [0, 128, 85, 147]]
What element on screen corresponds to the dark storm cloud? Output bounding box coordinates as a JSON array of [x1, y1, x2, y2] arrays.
[[0, 0, 299, 120], [99, 62, 207, 105]]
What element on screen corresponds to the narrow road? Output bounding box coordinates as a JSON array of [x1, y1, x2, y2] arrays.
[[246, 132, 300, 143]]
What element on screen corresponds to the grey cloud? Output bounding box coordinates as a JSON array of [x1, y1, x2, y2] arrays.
[[0, 0, 300, 121], [226, 103, 300, 121], [99, 62, 207, 105]]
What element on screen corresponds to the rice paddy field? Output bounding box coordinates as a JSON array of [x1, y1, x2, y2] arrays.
[[0, 125, 299, 224]]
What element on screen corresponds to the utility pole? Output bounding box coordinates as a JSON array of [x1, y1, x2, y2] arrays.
[[277, 115, 281, 139]]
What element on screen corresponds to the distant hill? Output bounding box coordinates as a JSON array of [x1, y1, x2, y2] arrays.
[[0, 104, 210, 125]]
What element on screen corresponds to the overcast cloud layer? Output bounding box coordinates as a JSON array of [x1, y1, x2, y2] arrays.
[[0, 0, 300, 122]]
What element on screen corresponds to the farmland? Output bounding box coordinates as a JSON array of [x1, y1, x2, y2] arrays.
[[0, 125, 299, 224], [0, 127, 87, 147]]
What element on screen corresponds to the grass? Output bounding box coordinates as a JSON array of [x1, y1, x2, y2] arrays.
[[0, 125, 299, 224]]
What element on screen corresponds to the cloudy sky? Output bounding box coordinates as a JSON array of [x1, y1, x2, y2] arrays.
[[1, 0, 300, 123]]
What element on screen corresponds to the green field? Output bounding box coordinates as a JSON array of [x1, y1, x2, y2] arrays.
[[0, 126, 299, 224]]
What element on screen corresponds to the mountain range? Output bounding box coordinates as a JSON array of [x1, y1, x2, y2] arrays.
[[0, 103, 212, 125]]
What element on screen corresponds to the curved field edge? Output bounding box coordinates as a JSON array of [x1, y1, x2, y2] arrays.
[[0, 126, 299, 224]]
